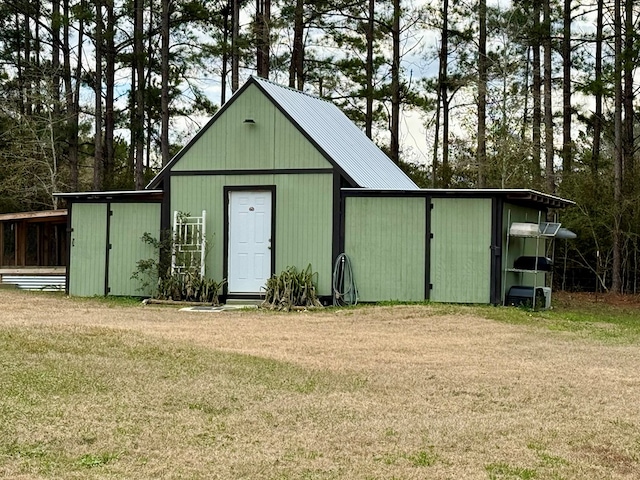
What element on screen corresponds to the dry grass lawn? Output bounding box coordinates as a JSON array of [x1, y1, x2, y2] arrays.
[[1, 290, 639, 479]]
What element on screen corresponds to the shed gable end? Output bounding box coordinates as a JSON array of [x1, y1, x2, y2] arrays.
[[171, 84, 332, 172]]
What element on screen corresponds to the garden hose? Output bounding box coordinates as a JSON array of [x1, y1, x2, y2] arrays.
[[332, 253, 358, 306]]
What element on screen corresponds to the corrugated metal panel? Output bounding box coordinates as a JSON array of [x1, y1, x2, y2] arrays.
[[69, 203, 107, 296], [252, 77, 418, 190], [171, 172, 334, 296], [274, 174, 333, 295], [170, 85, 331, 172], [344, 197, 426, 302], [109, 203, 161, 296], [430, 198, 492, 303], [2, 275, 65, 291]]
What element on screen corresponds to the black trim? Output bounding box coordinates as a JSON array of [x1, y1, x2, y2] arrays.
[[65, 203, 73, 295], [340, 188, 574, 209], [161, 177, 172, 237], [225, 293, 265, 300], [425, 196, 432, 300], [56, 192, 163, 203], [332, 172, 343, 275], [104, 203, 112, 296], [170, 168, 334, 176], [223, 185, 276, 296], [490, 196, 504, 305]]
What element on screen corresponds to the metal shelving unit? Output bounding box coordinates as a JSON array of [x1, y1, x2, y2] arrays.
[[503, 210, 560, 309]]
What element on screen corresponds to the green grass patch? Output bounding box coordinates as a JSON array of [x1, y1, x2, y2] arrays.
[[485, 462, 537, 479], [475, 303, 640, 343], [0, 324, 367, 478]]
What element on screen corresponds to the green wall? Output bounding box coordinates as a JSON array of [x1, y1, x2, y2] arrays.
[[109, 203, 161, 296], [69, 202, 161, 297], [344, 196, 426, 302], [170, 173, 334, 295], [172, 84, 331, 172], [69, 203, 107, 296], [430, 198, 492, 304]]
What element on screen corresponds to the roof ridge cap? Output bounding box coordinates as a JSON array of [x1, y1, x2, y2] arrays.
[[251, 75, 334, 105]]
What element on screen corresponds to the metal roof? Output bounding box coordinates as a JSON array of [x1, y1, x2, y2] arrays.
[[340, 188, 575, 209], [54, 190, 163, 201], [148, 76, 418, 190], [0, 209, 67, 221], [251, 77, 418, 190]]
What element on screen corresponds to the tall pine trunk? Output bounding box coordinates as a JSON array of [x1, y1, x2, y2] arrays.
[[93, 0, 104, 190], [133, 0, 145, 189], [289, 0, 304, 89], [590, 0, 603, 173], [231, 0, 240, 92], [438, 0, 450, 187], [256, 0, 270, 78], [477, 0, 487, 188], [561, 0, 572, 181], [365, 0, 375, 138], [543, 0, 554, 193], [612, 0, 623, 293], [161, 0, 170, 166], [532, 2, 542, 185], [104, 0, 115, 187], [390, 0, 401, 165]]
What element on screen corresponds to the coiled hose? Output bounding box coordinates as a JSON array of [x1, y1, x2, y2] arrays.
[[332, 253, 358, 306]]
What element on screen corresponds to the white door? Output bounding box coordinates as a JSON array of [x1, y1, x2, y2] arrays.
[[228, 190, 272, 293]]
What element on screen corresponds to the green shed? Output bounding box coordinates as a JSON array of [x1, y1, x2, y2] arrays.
[[57, 77, 573, 305]]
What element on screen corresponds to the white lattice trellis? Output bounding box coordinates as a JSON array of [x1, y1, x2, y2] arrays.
[[171, 210, 206, 278]]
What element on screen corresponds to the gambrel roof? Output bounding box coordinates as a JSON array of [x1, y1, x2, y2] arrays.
[[148, 76, 418, 190]]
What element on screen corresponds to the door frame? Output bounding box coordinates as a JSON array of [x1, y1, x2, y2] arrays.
[[223, 185, 276, 298]]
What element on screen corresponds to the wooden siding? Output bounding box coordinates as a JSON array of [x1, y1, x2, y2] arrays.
[[172, 84, 331, 171], [430, 198, 492, 304], [170, 173, 333, 295], [502, 203, 547, 295], [69, 203, 107, 296], [344, 197, 426, 302], [108, 203, 161, 296]]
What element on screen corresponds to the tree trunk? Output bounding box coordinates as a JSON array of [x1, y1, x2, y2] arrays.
[[104, 0, 115, 186], [23, 12, 32, 116], [477, 0, 487, 188], [93, 0, 104, 191], [34, 0, 42, 115], [543, 0, 554, 193], [161, 0, 171, 166], [134, 0, 145, 189], [590, 0, 603, 173], [439, 0, 450, 187], [256, 0, 270, 78], [62, 0, 83, 191], [561, 0, 572, 180], [364, 0, 375, 138], [390, 0, 401, 165], [52, 0, 60, 117], [623, 0, 634, 183], [221, 1, 230, 103], [532, 2, 542, 186], [289, 0, 304, 89], [612, 0, 623, 293], [231, 0, 240, 92]]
